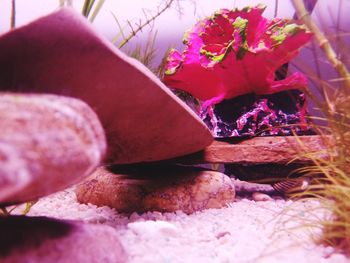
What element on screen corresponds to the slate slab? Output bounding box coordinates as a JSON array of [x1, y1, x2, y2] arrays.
[[166, 135, 327, 165]]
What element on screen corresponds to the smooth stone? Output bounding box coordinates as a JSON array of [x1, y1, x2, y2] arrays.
[[127, 220, 179, 238], [0, 93, 106, 205], [0, 216, 127, 263], [252, 192, 274, 202], [0, 8, 213, 164], [76, 166, 235, 214]]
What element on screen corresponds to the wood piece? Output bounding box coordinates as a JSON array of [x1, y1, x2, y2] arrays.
[[168, 135, 328, 165], [0, 8, 213, 164], [0, 93, 106, 205]]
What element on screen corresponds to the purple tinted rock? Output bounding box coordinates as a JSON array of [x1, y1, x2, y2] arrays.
[[201, 89, 315, 138], [0, 216, 127, 263], [0, 8, 213, 164]]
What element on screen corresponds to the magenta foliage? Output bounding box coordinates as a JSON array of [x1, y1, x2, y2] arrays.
[[163, 4, 312, 106]]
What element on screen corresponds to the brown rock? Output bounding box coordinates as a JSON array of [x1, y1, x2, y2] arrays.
[[0, 93, 106, 205], [0, 216, 127, 263], [76, 166, 235, 214], [142, 170, 235, 214], [0, 8, 213, 164], [76, 167, 145, 213], [171, 135, 328, 165]]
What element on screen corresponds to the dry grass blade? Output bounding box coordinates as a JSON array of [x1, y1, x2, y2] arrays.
[[117, 0, 176, 48], [291, 0, 350, 256], [59, 0, 73, 7], [292, 0, 350, 90], [0, 207, 9, 216], [88, 0, 105, 23], [125, 31, 158, 72], [82, 0, 95, 18], [0, 201, 37, 216]]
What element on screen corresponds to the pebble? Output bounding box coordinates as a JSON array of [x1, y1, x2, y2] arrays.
[[252, 192, 274, 202]]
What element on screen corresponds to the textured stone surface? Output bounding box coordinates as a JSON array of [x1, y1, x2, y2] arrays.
[[0, 216, 127, 263], [169, 135, 327, 165], [0, 8, 213, 164], [76, 166, 235, 214], [201, 90, 315, 137], [142, 169, 235, 214], [0, 93, 106, 205], [76, 167, 145, 213]]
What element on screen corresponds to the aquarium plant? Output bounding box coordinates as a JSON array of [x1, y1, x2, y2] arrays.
[[163, 4, 315, 137], [291, 0, 350, 255]]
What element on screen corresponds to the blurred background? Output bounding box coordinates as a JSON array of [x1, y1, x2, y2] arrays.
[[0, 0, 297, 65]]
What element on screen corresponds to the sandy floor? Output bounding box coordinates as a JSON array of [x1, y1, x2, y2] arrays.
[[15, 185, 349, 263]]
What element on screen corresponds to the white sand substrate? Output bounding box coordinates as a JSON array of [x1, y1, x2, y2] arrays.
[[16, 185, 349, 263]]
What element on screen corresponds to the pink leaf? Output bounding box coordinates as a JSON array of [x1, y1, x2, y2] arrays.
[[163, 5, 312, 106]]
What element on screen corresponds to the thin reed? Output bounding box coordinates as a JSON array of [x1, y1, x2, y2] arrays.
[[292, 0, 350, 255]]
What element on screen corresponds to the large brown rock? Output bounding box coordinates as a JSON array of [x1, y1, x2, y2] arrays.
[[0, 93, 106, 205], [0, 216, 127, 263], [0, 8, 213, 164], [76, 166, 235, 214]]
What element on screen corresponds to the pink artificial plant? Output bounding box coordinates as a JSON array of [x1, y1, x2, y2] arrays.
[[163, 4, 312, 107]]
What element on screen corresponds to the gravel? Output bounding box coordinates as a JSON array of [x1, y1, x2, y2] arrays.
[[13, 186, 349, 263]]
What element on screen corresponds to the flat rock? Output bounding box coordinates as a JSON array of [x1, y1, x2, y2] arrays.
[[170, 135, 328, 165], [0, 8, 213, 164], [76, 166, 235, 214], [0, 93, 106, 205], [0, 216, 127, 263]]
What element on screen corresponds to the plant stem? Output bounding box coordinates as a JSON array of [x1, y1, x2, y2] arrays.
[[82, 0, 95, 17], [82, 0, 89, 16], [118, 0, 175, 49], [22, 201, 36, 215], [0, 207, 9, 216], [10, 0, 16, 29], [292, 0, 350, 90], [274, 0, 278, 17], [59, 0, 73, 7], [89, 0, 105, 23]]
